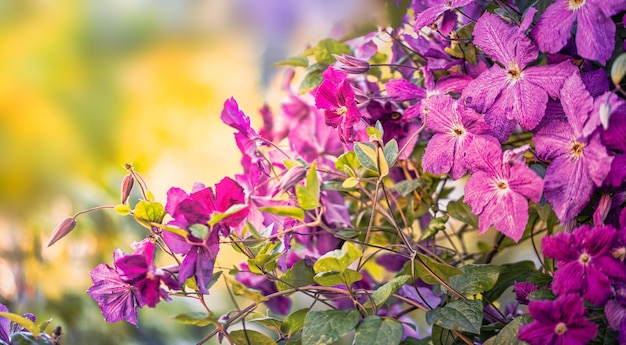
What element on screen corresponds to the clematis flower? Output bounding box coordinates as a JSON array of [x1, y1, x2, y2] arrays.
[[221, 97, 265, 163], [533, 73, 613, 222], [0, 304, 10, 343], [542, 224, 626, 305], [601, 108, 626, 187], [164, 177, 248, 294], [314, 65, 361, 143], [518, 294, 597, 345], [463, 12, 575, 141], [605, 283, 626, 344], [532, 0, 626, 65], [413, 0, 475, 30], [115, 240, 179, 308], [235, 263, 291, 315], [421, 94, 497, 180], [87, 251, 141, 326], [464, 141, 543, 242]]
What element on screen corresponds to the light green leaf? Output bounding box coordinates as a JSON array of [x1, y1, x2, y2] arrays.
[[450, 265, 503, 296], [275, 56, 309, 68], [189, 224, 209, 240], [208, 204, 247, 226], [394, 179, 422, 197], [114, 204, 131, 216], [133, 200, 166, 229], [0, 313, 38, 338], [335, 151, 359, 173], [230, 330, 276, 345], [313, 241, 362, 274], [314, 269, 362, 287], [281, 309, 310, 336], [311, 38, 352, 65], [354, 142, 378, 172], [342, 177, 359, 189], [354, 316, 403, 345], [302, 309, 360, 345], [493, 314, 531, 345], [421, 215, 449, 240], [258, 206, 305, 222], [364, 275, 411, 308], [172, 312, 216, 327], [611, 52, 626, 86], [276, 260, 315, 291], [377, 147, 389, 178], [366, 126, 383, 141], [250, 317, 283, 331], [296, 161, 320, 210], [384, 139, 399, 167], [426, 299, 483, 334]]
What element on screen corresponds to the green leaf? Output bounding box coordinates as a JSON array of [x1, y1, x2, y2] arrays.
[[230, 329, 276, 345], [412, 253, 462, 285], [450, 265, 503, 296], [298, 63, 327, 95], [426, 299, 483, 334], [250, 317, 283, 331], [354, 142, 378, 172], [335, 151, 359, 173], [311, 38, 352, 65], [38, 319, 52, 334], [611, 52, 626, 86], [483, 261, 536, 301], [281, 308, 310, 337], [421, 216, 449, 240], [394, 179, 422, 197], [296, 161, 320, 210], [493, 314, 531, 345], [354, 316, 403, 345], [258, 206, 305, 222], [0, 312, 38, 338], [228, 278, 265, 303], [342, 177, 359, 189], [10, 332, 53, 345], [314, 269, 362, 287], [302, 309, 360, 345], [114, 204, 131, 216], [447, 197, 478, 228], [366, 126, 383, 141], [377, 147, 389, 178], [208, 204, 247, 226], [384, 139, 399, 167], [276, 260, 316, 291], [430, 324, 456, 345], [189, 224, 209, 240], [172, 312, 216, 327], [275, 56, 309, 68], [158, 224, 188, 238], [133, 200, 166, 229], [313, 241, 362, 274], [364, 275, 411, 308]]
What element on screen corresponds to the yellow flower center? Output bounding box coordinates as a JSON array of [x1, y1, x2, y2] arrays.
[[569, 141, 584, 160], [391, 112, 402, 120], [507, 63, 522, 81], [496, 181, 508, 190], [452, 126, 465, 137], [579, 252, 590, 265], [613, 247, 626, 262], [336, 106, 348, 115], [554, 322, 568, 335], [567, 0, 586, 10]]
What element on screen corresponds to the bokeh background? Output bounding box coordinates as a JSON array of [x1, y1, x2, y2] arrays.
[[0, 1, 391, 343]]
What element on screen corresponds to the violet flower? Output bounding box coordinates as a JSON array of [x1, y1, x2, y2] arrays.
[[464, 142, 543, 242], [533, 73, 613, 223], [413, 0, 475, 30], [518, 294, 597, 345], [532, 0, 626, 65], [542, 225, 626, 306], [463, 12, 575, 141]]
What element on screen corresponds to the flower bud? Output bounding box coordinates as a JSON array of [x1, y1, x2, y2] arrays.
[[593, 193, 612, 226], [47, 217, 77, 247], [277, 165, 307, 192], [120, 173, 135, 204], [333, 54, 370, 74]]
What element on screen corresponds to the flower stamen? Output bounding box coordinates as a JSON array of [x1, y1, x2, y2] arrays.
[[554, 322, 568, 335]]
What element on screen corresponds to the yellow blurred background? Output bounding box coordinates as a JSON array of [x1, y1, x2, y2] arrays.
[[0, 0, 387, 343]]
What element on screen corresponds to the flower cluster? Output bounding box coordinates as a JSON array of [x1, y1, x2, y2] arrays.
[[27, 1, 626, 344]]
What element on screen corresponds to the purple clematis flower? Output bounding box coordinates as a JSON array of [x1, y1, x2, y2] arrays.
[[464, 141, 543, 242], [602, 108, 626, 187], [518, 294, 597, 345], [413, 0, 475, 30], [115, 240, 179, 308], [533, 73, 613, 223], [314, 65, 361, 143], [164, 177, 248, 294], [421, 94, 497, 180], [542, 224, 626, 306], [532, 0, 626, 65], [0, 304, 10, 344], [87, 250, 141, 326], [463, 12, 575, 141]]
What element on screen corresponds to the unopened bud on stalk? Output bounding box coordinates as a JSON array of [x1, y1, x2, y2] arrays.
[[121, 173, 135, 204], [277, 165, 307, 193], [333, 54, 370, 74], [593, 193, 612, 226], [47, 217, 77, 247]]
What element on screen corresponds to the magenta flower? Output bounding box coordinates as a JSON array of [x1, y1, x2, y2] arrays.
[[164, 177, 248, 293], [533, 73, 613, 223], [413, 0, 475, 30], [115, 240, 179, 308], [235, 263, 291, 315], [518, 294, 597, 345], [221, 97, 264, 163], [462, 12, 575, 140], [601, 108, 626, 187], [532, 0, 626, 64], [463, 141, 543, 242], [314, 65, 361, 143], [542, 225, 626, 306], [0, 304, 10, 343], [87, 251, 141, 326], [421, 94, 497, 180]]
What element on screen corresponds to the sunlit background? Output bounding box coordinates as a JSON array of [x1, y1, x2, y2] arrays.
[[0, 0, 390, 343]]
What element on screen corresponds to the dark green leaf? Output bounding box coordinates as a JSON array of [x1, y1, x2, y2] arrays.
[[447, 197, 478, 228], [413, 253, 462, 285], [172, 312, 216, 327], [364, 275, 411, 308], [354, 316, 403, 345], [230, 329, 276, 345], [426, 299, 483, 334], [133, 200, 166, 229], [394, 179, 422, 197], [298, 66, 325, 95], [250, 317, 282, 331], [493, 314, 531, 345], [450, 265, 503, 296], [275, 56, 309, 68], [276, 260, 315, 291], [431, 324, 456, 345], [384, 139, 399, 167], [483, 261, 536, 301], [354, 142, 379, 172], [302, 309, 360, 345], [281, 308, 310, 336]]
